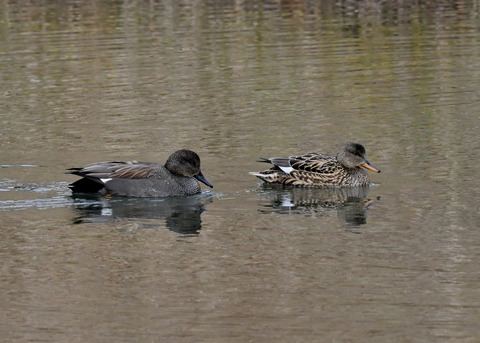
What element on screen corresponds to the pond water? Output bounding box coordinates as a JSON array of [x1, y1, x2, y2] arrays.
[[1, 1, 480, 342]]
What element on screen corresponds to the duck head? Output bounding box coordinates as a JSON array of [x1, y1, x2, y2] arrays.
[[337, 142, 381, 173], [165, 149, 213, 188]]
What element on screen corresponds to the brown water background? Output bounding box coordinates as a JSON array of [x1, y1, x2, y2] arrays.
[[1, 1, 480, 342]]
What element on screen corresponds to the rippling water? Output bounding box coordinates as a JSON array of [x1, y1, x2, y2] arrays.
[[1, 1, 480, 342]]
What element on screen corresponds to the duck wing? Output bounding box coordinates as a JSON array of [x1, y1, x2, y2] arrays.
[[67, 161, 157, 181], [263, 153, 337, 175], [289, 153, 339, 174]]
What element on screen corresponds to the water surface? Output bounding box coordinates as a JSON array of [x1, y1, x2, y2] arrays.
[[1, 1, 480, 342]]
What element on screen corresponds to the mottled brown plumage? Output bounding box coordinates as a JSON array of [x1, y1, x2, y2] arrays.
[[250, 142, 380, 187]]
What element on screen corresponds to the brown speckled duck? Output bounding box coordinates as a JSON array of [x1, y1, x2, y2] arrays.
[[250, 142, 380, 187]]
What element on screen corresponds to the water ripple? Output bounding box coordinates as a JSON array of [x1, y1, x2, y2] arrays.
[[0, 179, 72, 211]]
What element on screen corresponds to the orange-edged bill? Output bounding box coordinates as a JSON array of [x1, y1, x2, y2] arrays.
[[361, 161, 381, 173]]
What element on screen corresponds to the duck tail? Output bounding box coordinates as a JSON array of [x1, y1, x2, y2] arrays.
[[249, 171, 265, 178], [249, 171, 282, 183]]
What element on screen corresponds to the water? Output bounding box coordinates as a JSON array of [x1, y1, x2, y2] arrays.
[[1, 1, 480, 342]]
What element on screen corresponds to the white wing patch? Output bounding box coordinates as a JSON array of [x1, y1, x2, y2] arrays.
[[100, 178, 112, 184], [279, 166, 294, 174]]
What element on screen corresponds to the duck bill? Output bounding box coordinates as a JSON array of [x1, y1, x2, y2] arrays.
[[361, 161, 381, 173], [195, 172, 213, 188]]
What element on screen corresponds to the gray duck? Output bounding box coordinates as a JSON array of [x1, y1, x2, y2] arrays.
[[67, 149, 213, 197]]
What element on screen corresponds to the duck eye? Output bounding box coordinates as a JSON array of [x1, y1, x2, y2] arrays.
[[348, 149, 360, 157]]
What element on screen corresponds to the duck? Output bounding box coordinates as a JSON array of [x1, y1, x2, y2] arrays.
[[250, 142, 380, 187], [67, 149, 213, 197]]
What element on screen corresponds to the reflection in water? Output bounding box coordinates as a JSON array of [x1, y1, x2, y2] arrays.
[[257, 185, 379, 226], [71, 193, 212, 235]]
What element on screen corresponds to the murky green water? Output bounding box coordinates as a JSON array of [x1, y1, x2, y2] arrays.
[[1, 1, 480, 342]]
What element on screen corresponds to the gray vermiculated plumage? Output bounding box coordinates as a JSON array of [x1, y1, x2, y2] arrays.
[[67, 149, 212, 197]]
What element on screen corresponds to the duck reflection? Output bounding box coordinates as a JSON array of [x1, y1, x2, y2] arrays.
[[71, 194, 212, 235], [257, 185, 379, 226]]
